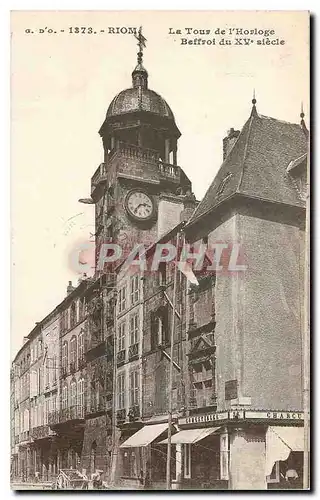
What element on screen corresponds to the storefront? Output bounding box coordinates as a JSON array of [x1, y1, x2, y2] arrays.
[[174, 409, 305, 490], [117, 422, 175, 489]]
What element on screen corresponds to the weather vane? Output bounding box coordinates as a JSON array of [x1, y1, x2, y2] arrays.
[[134, 26, 147, 64]]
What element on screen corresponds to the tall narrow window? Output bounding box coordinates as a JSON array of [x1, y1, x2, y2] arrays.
[[117, 373, 125, 409], [52, 356, 57, 385], [118, 286, 126, 313], [62, 385, 68, 410], [70, 337, 77, 370], [70, 380, 77, 407], [62, 342, 68, 373], [129, 370, 139, 407], [130, 275, 139, 305], [45, 359, 49, 388], [78, 378, 84, 417], [70, 302, 77, 327], [118, 322, 126, 352], [78, 331, 84, 361], [129, 314, 139, 346]]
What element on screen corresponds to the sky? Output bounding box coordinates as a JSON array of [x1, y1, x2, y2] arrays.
[[10, 10, 309, 359]]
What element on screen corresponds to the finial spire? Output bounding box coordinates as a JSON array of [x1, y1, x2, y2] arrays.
[[132, 26, 148, 90], [134, 26, 147, 65], [251, 89, 258, 116], [300, 101, 305, 121]]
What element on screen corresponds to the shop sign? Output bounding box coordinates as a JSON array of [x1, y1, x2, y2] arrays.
[[180, 410, 304, 426]]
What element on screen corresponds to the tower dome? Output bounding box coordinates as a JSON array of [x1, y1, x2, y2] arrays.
[[99, 28, 180, 162]]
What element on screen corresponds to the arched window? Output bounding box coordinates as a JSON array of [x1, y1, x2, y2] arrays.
[[70, 380, 77, 408], [70, 337, 77, 371], [62, 384, 68, 410]]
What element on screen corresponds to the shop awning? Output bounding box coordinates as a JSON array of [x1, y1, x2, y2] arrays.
[[266, 426, 304, 476], [119, 423, 168, 448], [159, 426, 221, 444]]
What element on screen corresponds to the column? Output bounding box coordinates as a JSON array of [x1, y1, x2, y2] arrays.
[[229, 427, 266, 490], [173, 144, 177, 165], [164, 139, 170, 163], [26, 447, 31, 481], [172, 444, 182, 490]]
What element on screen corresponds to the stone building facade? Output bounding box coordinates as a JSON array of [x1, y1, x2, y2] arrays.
[[11, 42, 308, 490]]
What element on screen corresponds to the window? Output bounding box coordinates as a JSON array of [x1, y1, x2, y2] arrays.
[[23, 409, 29, 432], [129, 314, 139, 346], [62, 342, 68, 372], [78, 378, 84, 413], [62, 385, 68, 410], [216, 172, 233, 196], [70, 302, 77, 327], [51, 394, 57, 413], [70, 380, 77, 407], [129, 370, 139, 407], [37, 367, 42, 395], [61, 309, 68, 332], [52, 356, 57, 385], [45, 360, 49, 388], [70, 337, 77, 369], [122, 450, 137, 478], [117, 373, 125, 409], [118, 286, 126, 313], [130, 275, 139, 305], [183, 444, 191, 479], [44, 398, 49, 425], [191, 360, 214, 408], [151, 307, 169, 350], [78, 331, 84, 360], [118, 322, 126, 352]]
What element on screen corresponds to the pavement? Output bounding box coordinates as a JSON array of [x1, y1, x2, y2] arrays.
[[11, 482, 53, 490]]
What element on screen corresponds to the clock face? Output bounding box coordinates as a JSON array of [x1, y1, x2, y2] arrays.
[[125, 190, 155, 221]]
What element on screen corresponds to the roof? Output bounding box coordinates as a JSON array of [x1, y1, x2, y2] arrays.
[[188, 110, 308, 225], [106, 87, 175, 120]]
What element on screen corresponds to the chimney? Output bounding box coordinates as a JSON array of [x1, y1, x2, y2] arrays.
[[223, 128, 240, 160], [67, 280, 75, 295]]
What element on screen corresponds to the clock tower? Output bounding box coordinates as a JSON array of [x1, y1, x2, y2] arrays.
[[90, 29, 195, 272]]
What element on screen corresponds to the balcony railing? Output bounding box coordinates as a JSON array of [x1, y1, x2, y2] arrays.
[[117, 142, 160, 163], [128, 404, 140, 422], [158, 161, 180, 182], [20, 430, 30, 442], [117, 349, 126, 366], [30, 425, 56, 441], [128, 343, 139, 360], [49, 406, 85, 426]]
